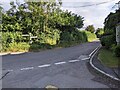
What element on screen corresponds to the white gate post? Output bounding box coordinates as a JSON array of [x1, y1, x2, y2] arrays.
[[116, 23, 120, 45]]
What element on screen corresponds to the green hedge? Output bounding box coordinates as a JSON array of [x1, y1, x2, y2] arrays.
[[100, 35, 116, 49], [60, 30, 88, 44], [113, 45, 120, 57], [1, 30, 94, 52]]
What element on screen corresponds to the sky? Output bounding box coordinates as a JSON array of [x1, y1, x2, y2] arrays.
[[0, 0, 119, 29]]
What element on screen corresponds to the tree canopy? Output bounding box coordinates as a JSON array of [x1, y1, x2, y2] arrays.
[[85, 25, 95, 33], [104, 9, 120, 34]]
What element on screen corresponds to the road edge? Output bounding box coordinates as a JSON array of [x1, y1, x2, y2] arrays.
[[89, 45, 120, 82], [0, 52, 27, 56]]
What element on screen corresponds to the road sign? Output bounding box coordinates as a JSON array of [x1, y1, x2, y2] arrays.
[[116, 23, 120, 45]]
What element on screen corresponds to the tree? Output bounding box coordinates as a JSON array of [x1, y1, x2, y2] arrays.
[[2, 0, 85, 46], [95, 28, 104, 38], [100, 1, 120, 48], [85, 25, 95, 33]]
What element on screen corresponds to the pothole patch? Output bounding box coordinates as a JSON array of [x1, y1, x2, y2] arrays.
[[45, 85, 58, 90], [78, 55, 90, 60]]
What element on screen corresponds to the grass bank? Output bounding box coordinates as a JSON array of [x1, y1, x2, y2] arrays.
[[98, 48, 119, 68], [84, 31, 97, 42]]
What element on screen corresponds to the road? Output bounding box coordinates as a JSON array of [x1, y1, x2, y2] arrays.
[[2, 41, 108, 88]]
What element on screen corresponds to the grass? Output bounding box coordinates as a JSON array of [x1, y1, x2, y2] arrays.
[[84, 31, 97, 42], [98, 48, 120, 68]]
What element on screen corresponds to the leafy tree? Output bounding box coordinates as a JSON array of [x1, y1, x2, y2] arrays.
[[1, 0, 86, 51], [85, 25, 95, 33], [95, 28, 104, 38], [100, 2, 120, 49], [104, 9, 120, 34]]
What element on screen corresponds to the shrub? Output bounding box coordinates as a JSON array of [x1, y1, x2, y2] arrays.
[[100, 35, 116, 49], [7, 42, 30, 52], [113, 45, 120, 57], [110, 44, 116, 51], [38, 28, 61, 45], [2, 32, 23, 52], [60, 30, 88, 44], [29, 43, 40, 51], [100, 36, 105, 46]]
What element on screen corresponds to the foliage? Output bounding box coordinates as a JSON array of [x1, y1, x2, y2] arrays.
[[100, 35, 116, 49], [100, 6, 120, 52], [38, 28, 61, 45], [85, 25, 95, 33], [7, 42, 30, 52], [1, 1, 90, 52], [113, 45, 120, 57], [84, 31, 96, 42], [103, 8, 120, 48], [60, 29, 88, 44], [1, 32, 22, 51], [104, 9, 120, 32], [95, 28, 104, 38]]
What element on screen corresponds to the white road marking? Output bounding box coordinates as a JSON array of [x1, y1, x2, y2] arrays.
[[54, 61, 66, 65], [20, 67, 34, 71], [89, 46, 100, 57], [7, 70, 13, 72], [7, 58, 90, 72], [81, 57, 90, 61], [68, 60, 80, 63], [38, 64, 51, 68]]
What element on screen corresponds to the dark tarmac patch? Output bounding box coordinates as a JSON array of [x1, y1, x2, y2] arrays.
[[86, 62, 120, 89]]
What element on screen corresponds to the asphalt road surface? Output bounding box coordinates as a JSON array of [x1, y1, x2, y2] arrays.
[[2, 41, 109, 88]]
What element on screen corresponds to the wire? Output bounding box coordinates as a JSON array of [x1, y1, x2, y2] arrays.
[[62, 0, 116, 8]]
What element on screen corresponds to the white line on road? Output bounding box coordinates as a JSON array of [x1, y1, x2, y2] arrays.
[[89, 45, 101, 57], [7, 70, 13, 72], [68, 60, 80, 63], [20, 67, 34, 71], [54, 61, 66, 65], [38, 64, 51, 68], [81, 57, 90, 61]]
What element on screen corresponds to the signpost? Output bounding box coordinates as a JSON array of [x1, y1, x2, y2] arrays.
[[116, 23, 120, 45]]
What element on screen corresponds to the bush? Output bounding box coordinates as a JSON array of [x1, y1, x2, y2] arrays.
[[100, 35, 116, 49], [2, 32, 23, 52], [7, 42, 30, 52], [29, 43, 40, 51], [38, 28, 61, 45], [110, 44, 116, 51], [113, 45, 120, 57], [60, 30, 88, 44]]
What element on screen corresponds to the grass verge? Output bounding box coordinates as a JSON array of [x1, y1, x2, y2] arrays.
[[98, 48, 119, 68], [84, 31, 97, 42]]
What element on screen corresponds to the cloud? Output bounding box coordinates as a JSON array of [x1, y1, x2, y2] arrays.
[[61, 0, 119, 29]]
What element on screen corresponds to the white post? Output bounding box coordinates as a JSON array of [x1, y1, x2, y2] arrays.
[[116, 23, 120, 45]]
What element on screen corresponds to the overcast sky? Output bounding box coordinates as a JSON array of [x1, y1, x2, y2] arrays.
[[0, 0, 119, 29]]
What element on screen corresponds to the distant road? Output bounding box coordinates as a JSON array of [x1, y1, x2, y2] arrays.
[[2, 41, 108, 88]]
